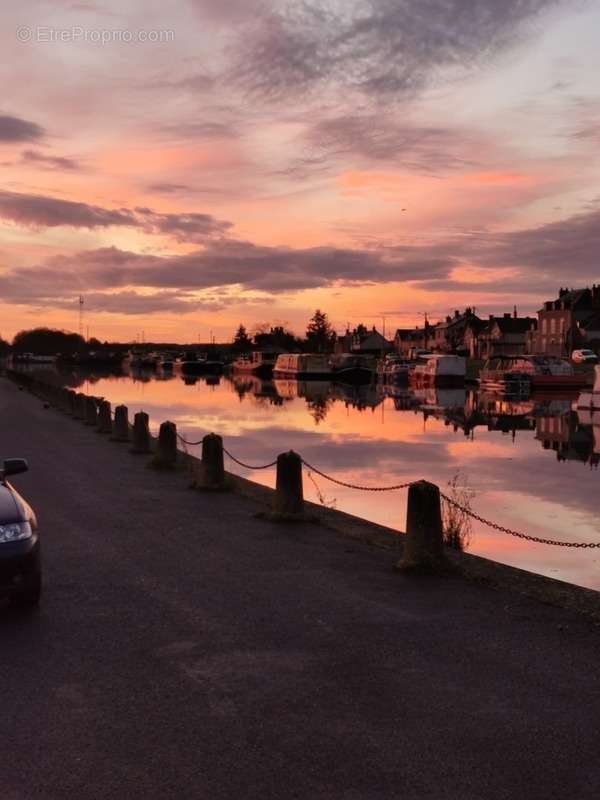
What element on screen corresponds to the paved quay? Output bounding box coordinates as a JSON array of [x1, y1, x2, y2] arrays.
[[1, 376, 600, 799]]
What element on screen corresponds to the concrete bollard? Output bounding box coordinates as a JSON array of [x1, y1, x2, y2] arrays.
[[112, 405, 130, 442], [396, 480, 448, 573], [272, 450, 305, 520], [66, 389, 77, 415], [194, 433, 226, 490], [151, 421, 178, 468], [97, 400, 112, 434], [131, 411, 152, 454], [85, 396, 98, 426], [75, 392, 87, 420]]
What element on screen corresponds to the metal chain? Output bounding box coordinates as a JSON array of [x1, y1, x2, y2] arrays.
[[223, 447, 278, 471], [301, 459, 414, 492], [177, 433, 206, 447], [440, 493, 600, 549]]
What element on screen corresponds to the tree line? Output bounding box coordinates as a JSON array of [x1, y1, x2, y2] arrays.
[[0, 310, 341, 357]]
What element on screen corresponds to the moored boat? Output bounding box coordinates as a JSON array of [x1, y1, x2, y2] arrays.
[[231, 351, 280, 379], [273, 353, 332, 379], [408, 354, 466, 387], [574, 366, 600, 410], [376, 354, 410, 384], [480, 355, 589, 393], [329, 353, 373, 384]]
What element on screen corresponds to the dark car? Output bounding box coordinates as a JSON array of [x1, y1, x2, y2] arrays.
[[0, 459, 41, 610]]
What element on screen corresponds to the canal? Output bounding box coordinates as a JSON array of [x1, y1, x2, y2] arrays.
[[53, 367, 600, 590]]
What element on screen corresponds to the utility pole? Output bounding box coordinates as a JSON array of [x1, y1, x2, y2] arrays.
[[78, 296, 84, 339]]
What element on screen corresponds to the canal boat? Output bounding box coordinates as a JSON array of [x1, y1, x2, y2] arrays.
[[180, 351, 224, 375], [376, 354, 410, 384], [408, 354, 466, 387], [329, 353, 373, 384], [479, 355, 589, 393], [231, 351, 280, 379], [574, 366, 600, 410], [272, 353, 332, 379]]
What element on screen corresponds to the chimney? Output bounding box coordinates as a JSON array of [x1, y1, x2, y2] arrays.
[[489, 314, 494, 320], [513, 305, 518, 319], [446, 315, 451, 323], [454, 310, 460, 318]]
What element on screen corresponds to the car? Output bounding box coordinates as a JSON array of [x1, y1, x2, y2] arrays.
[[572, 349, 599, 364], [0, 459, 41, 610]]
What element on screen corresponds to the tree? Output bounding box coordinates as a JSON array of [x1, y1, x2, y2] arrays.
[[12, 327, 85, 355], [0, 335, 10, 357], [233, 324, 252, 352], [306, 310, 336, 353], [252, 323, 301, 352]]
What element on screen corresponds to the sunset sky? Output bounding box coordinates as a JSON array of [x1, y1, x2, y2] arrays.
[[1, 0, 600, 343]]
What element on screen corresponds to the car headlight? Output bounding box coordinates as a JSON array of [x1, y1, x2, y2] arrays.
[[0, 521, 32, 544]]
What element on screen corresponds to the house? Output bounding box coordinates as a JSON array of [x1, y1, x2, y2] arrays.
[[528, 286, 600, 356], [394, 324, 433, 357], [432, 308, 481, 354], [474, 312, 537, 360], [335, 326, 392, 355]]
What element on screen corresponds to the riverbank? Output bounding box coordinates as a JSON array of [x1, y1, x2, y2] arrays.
[[2, 375, 600, 798]]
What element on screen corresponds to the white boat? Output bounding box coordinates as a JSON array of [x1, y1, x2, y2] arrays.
[[409, 355, 466, 387], [575, 366, 600, 410], [273, 353, 332, 379]]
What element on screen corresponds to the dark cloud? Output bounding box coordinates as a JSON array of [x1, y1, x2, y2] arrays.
[[303, 114, 477, 174], [231, 0, 561, 103], [21, 149, 82, 171], [146, 183, 192, 194], [158, 120, 239, 141], [0, 114, 45, 143], [0, 190, 135, 228], [2, 203, 598, 313], [0, 190, 231, 240]]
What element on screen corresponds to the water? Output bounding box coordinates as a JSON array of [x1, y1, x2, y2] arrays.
[[60, 367, 600, 590]]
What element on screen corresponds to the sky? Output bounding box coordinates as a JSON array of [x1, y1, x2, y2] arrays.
[[1, 0, 599, 343]]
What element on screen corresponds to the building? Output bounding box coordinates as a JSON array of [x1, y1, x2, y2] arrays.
[[473, 312, 537, 360], [335, 326, 392, 355], [432, 308, 481, 354], [394, 324, 434, 357], [528, 286, 600, 357]]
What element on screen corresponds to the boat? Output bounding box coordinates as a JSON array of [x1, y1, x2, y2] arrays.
[[408, 354, 466, 387], [12, 353, 56, 364], [329, 353, 373, 384], [272, 353, 332, 379], [180, 351, 223, 375], [376, 354, 410, 384], [574, 366, 600, 410], [479, 355, 589, 393], [231, 351, 280, 379]]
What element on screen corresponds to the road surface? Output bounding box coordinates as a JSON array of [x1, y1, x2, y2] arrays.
[[1, 376, 599, 799]]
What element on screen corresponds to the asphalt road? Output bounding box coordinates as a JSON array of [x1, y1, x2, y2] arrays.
[[1, 376, 600, 799]]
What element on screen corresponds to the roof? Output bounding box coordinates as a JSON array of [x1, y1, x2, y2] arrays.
[[492, 317, 536, 335]]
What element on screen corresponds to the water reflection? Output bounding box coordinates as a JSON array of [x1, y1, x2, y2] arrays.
[[23, 364, 600, 589]]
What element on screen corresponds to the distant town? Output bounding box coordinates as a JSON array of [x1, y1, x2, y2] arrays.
[[2, 285, 600, 362]]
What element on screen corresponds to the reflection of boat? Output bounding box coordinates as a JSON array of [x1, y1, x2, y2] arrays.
[[329, 354, 373, 384], [273, 353, 331, 379], [231, 351, 280, 378], [331, 382, 381, 410], [575, 366, 600, 410], [376, 355, 410, 384], [272, 379, 331, 401], [412, 387, 467, 410], [409, 355, 466, 387], [480, 356, 589, 392]]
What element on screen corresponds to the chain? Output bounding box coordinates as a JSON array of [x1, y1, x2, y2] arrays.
[[177, 432, 206, 447], [440, 493, 600, 548], [301, 459, 414, 492], [223, 447, 278, 470]]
